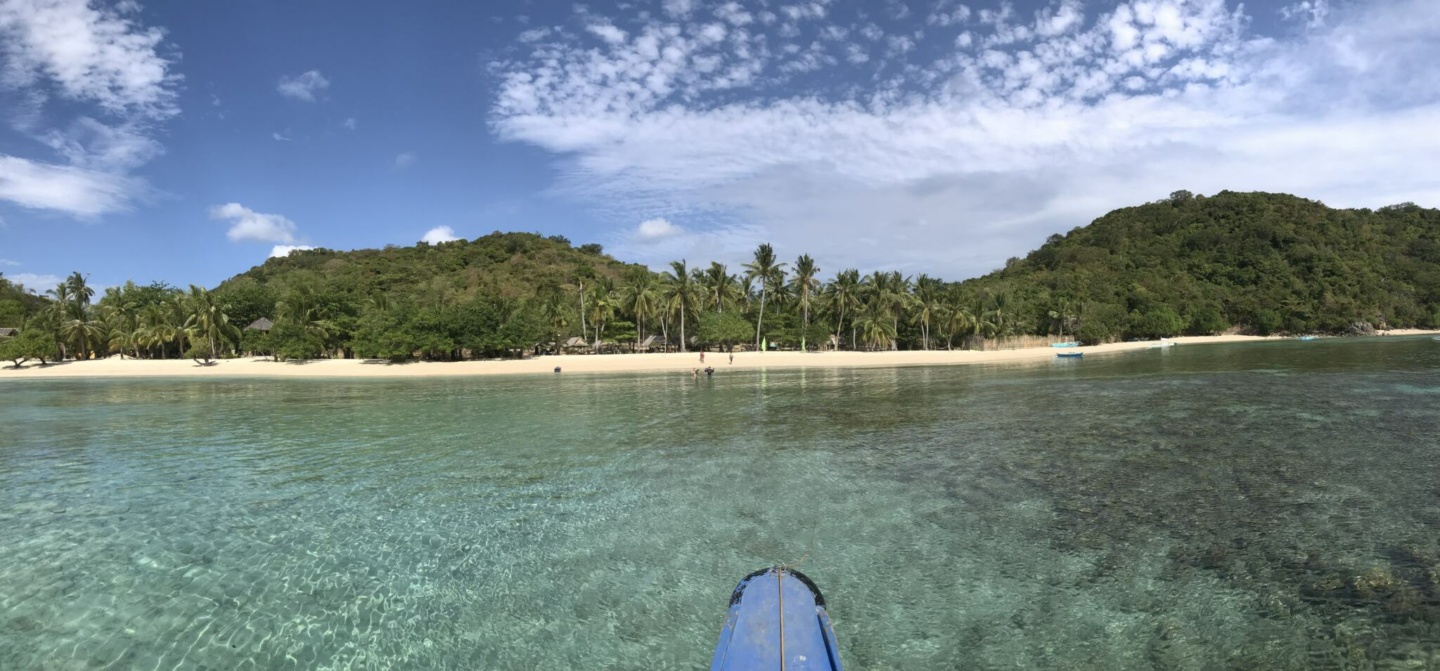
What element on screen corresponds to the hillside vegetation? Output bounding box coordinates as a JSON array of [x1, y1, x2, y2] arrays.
[[3, 192, 1439, 365], [967, 191, 1440, 340]]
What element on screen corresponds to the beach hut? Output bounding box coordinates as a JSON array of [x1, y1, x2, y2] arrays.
[[563, 336, 590, 354], [637, 335, 661, 352], [0, 327, 16, 338], [246, 317, 274, 332]]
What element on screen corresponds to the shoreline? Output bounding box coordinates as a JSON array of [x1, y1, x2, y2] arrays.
[[4, 332, 1436, 380]]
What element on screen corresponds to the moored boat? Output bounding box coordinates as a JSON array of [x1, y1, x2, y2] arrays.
[[712, 567, 842, 671], [1050, 342, 1079, 348], [1056, 352, 1083, 358]]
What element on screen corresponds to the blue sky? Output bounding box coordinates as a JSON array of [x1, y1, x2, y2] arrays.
[[1, 0, 1437, 292]]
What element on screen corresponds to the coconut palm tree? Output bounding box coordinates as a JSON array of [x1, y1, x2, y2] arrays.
[[743, 243, 785, 351], [620, 269, 660, 349], [824, 269, 861, 350], [662, 260, 699, 353], [864, 271, 909, 350], [585, 276, 617, 349], [701, 262, 740, 314], [183, 285, 240, 361], [65, 272, 94, 317], [854, 307, 897, 351], [790, 254, 821, 350], [911, 274, 943, 350], [939, 286, 974, 350]]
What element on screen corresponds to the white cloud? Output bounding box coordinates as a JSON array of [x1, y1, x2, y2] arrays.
[[342, 117, 357, 130], [491, 0, 1440, 278], [0, 0, 178, 217], [0, 258, 18, 266], [0, 156, 141, 216], [9, 272, 62, 292], [269, 245, 315, 258], [586, 21, 627, 45], [209, 202, 298, 243], [394, 152, 417, 168], [635, 217, 682, 240], [421, 225, 460, 244], [272, 131, 291, 142], [0, 0, 179, 118], [276, 70, 329, 101]]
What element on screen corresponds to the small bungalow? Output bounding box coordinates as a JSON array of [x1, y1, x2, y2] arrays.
[[246, 317, 274, 332], [636, 335, 662, 352], [562, 336, 591, 353]]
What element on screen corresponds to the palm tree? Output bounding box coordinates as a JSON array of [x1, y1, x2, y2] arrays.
[[911, 274, 943, 350], [65, 272, 94, 318], [183, 285, 240, 361], [987, 292, 1015, 339], [585, 276, 617, 349], [939, 286, 974, 350], [854, 307, 897, 351], [701, 262, 739, 314], [276, 285, 332, 359], [620, 269, 660, 349], [743, 243, 785, 351], [864, 271, 909, 351], [824, 269, 861, 350], [790, 254, 821, 350], [662, 260, 699, 353]]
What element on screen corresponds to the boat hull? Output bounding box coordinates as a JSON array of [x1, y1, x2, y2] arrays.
[[711, 568, 843, 671]]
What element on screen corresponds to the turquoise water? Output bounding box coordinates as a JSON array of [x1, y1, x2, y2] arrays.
[[2, 338, 1439, 670]]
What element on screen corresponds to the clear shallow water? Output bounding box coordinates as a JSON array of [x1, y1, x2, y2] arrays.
[[2, 338, 1439, 670]]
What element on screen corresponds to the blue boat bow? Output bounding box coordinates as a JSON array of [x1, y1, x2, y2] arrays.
[[711, 567, 843, 670]]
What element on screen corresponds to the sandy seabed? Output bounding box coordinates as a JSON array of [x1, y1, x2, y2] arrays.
[[3, 332, 1437, 379]]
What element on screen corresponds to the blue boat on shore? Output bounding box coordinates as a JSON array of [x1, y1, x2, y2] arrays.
[[1298, 335, 1319, 341], [1050, 341, 1079, 348], [711, 567, 842, 671], [1056, 352, 1083, 359]]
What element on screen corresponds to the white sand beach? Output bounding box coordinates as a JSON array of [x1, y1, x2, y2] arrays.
[[10, 333, 1432, 379]]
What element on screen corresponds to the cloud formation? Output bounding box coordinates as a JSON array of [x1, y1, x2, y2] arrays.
[[8, 272, 62, 292], [394, 152, 417, 168], [0, 0, 179, 217], [421, 225, 460, 244], [277, 70, 330, 101], [210, 202, 299, 243], [635, 217, 682, 240], [269, 245, 315, 258], [490, 0, 1440, 278]]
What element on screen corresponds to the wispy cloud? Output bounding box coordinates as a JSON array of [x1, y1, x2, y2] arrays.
[[420, 226, 460, 244], [277, 70, 330, 102], [271, 131, 292, 142], [0, 258, 19, 267], [8, 272, 62, 292], [490, 0, 1440, 277], [0, 0, 180, 217], [394, 152, 417, 169], [0, 156, 143, 216], [342, 117, 357, 130], [209, 203, 298, 243]]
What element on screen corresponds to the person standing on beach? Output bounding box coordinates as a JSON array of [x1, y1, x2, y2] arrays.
[[700, 351, 705, 364], [728, 352, 734, 365]]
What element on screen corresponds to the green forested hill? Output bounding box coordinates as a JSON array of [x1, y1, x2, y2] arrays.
[[961, 191, 1440, 339], [6, 192, 1440, 365]]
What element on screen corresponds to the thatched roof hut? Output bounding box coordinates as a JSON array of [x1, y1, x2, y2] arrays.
[[246, 318, 274, 332], [637, 335, 661, 351]]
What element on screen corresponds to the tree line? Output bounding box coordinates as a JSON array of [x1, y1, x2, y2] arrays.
[[4, 192, 1438, 366]]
